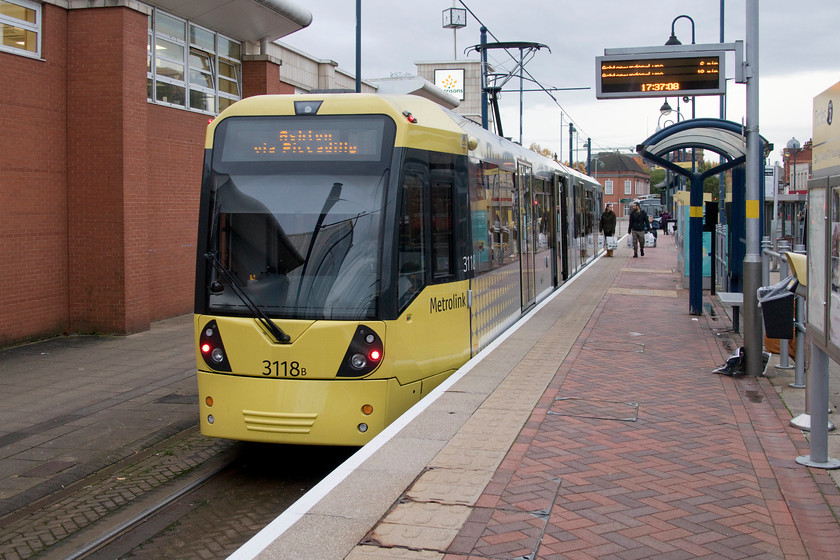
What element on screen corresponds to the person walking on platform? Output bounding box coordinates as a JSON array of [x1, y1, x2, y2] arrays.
[[660, 209, 671, 235], [628, 201, 649, 257], [599, 204, 617, 256]]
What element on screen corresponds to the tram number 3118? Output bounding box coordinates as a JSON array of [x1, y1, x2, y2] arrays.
[[462, 255, 475, 273], [262, 360, 307, 377]]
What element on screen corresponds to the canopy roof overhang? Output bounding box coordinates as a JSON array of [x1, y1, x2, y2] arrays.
[[637, 118, 772, 180], [149, 0, 312, 42]]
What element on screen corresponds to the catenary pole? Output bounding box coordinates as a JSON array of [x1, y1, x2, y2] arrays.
[[355, 0, 361, 93]]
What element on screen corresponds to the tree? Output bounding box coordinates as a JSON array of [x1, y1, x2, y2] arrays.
[[697, 161, 721, 200], [528, 143, 554, 159], [649, 168, 666, 194]]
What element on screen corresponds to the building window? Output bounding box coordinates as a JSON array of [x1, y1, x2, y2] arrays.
[[147, 8, 241, 114], [624, 179, 631, 195], [605, 179, 613, 195], [0, 0, 40, 58]]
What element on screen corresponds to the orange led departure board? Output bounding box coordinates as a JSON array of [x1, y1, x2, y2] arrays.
[[596, 52, 725, 99], [252, 130, 359, 156], [216, 115, 390, 164]]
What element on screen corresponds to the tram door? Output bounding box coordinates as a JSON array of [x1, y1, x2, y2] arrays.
[[517, 162, 536, 309], [557, 175, 569, 281], [533, 176, 554, 296]]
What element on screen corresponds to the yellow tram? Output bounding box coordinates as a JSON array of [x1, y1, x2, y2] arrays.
[[194, 94, 602, 445]]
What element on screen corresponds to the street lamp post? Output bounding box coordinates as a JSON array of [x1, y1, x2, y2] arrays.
[[657, 100, 685, 212], [785, 137, 804, 246], [786, 137, 801, 193], [665, 16, 697, 175]]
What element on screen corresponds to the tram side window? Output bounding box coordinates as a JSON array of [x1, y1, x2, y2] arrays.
[[431, 179, 454, 279], [472, 161, 518, 274], [397, 168, 426, 307]]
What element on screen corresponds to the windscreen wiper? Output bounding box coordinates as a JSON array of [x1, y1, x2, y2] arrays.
[[205, 252, 291, 344], [295, 182, 343, 306]]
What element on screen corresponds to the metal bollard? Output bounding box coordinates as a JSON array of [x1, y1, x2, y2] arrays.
[[795, 343, 840, 469], [793, 244, 806, 388], [761, 236, 771, 287]]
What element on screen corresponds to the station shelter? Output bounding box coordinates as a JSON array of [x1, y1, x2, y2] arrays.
[[637, 118, 771, 314]]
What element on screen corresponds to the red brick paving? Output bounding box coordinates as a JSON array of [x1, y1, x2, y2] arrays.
[[444, 239, 840, 559]]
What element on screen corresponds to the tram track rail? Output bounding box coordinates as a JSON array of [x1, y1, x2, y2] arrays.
[[0, 426, 238, 560], [1, 422, 355, 560], [59, 455, 235, 560]]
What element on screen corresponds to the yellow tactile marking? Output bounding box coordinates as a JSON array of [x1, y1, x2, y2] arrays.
[[608, 287, 678, 298], [622, 267, 674, 274]]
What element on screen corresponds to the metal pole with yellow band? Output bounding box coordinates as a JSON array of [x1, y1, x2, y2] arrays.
[[743, 0, 764, 378], [688, 177, 704, 314]]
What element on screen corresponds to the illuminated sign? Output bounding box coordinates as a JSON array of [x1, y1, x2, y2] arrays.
[[215, 115, 392, 164], [596, 52, 725, 99], [434, 69, 465, 100], [252, 130, 358, 156]]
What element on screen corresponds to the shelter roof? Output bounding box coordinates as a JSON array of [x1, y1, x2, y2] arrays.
[[637, 118, 772, 161]]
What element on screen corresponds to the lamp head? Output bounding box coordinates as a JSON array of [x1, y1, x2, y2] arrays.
[[665, 33, 682, 45], [660, 100, 673, 116]]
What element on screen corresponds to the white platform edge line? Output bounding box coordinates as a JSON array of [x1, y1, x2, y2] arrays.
[[228, 248, 607, 560]]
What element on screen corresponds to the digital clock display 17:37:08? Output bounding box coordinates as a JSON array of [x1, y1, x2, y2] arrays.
[[596, 53, 724, 99]]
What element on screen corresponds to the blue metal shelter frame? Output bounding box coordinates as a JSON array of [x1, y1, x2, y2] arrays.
[[637, 118, 770, 315]]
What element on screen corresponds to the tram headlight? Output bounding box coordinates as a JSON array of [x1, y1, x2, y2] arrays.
[[210, 348, 225, 363], [357, 423, 368, 433], [350, 353, 367, 370], [337, 325, 384, 378], [198, 320, 232, 372]]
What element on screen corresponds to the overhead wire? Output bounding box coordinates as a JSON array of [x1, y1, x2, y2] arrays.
[[457, 0, 610, 155]]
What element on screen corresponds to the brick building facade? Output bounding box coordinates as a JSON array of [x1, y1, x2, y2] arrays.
[[589, 152, 652, 217], [1, 0, 471, 347], [0, 0, 316, 346]]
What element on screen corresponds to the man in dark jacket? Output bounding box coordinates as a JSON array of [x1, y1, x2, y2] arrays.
[[628, 201, 649, 257]]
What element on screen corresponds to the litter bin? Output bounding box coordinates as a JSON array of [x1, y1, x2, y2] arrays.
[[757, 275, 798, 339]]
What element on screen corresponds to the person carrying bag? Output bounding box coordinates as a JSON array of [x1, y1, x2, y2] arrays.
[[599, 204, 617, 256]]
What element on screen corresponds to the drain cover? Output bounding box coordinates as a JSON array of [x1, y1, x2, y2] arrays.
[[548, 397, 639, 422], [581, 340, 644, 353]]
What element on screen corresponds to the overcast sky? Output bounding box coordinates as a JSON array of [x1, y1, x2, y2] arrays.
[[280, 0, 840, 165]]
